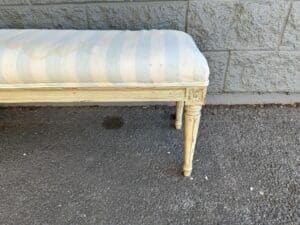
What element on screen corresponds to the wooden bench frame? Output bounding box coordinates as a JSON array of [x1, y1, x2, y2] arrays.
[[0, 86, 207, 176]]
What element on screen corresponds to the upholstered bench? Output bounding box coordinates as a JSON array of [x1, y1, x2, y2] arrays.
[[0, 29, 209, 176]]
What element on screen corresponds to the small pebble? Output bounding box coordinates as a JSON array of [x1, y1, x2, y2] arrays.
[[250, 187, 254, 191], [259, 191, 264, 196], [204, 175, 208, 180], [23, 153, 27, 156], [167, 151, 170, 154], [190, 177, 194, 180]]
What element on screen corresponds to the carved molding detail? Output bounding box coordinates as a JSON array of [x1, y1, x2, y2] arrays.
[[185, 87, 207, 105]]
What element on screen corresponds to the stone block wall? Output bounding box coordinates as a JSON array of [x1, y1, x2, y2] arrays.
[[0, 0, 299, 104]]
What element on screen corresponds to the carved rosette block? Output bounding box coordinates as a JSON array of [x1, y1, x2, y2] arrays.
[[185, 87, 207, 105]]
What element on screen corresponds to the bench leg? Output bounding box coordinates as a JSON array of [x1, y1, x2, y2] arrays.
[[183, 104, 202, 177], [175, 101, 184, 129]]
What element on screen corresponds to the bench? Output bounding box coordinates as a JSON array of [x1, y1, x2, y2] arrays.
[[0, 29, 209, 176]]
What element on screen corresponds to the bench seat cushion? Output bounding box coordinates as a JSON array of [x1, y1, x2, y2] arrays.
[[0, 29, 209, 89]]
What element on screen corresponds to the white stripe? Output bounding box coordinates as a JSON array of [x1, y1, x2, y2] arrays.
[[149, 30, 165, 83], [119, 31, 140, 83], [2, 49, 23, 83], [63, 52, 79, 83], [178, 32, 195, 82]]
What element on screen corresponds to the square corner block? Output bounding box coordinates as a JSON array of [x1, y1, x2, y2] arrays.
[[187, 0, 286, 50], [224, 51, 300, 92], [86, 2, 187, 30], [280, 1, 300, 50], [0, 5, 88, 29], [203, 51, 229, 93]]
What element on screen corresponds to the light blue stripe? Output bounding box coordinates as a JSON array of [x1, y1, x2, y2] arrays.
[[0, 30, 33, 48], [105, 31, 126, 83], [193, 60, 203, 82], [16, 31, 56, 83], [189, 38, 204, 82], [0, 46, 7, 83], [16, 53, 31, 83], [0, 30, 32, 84], [75, 31, 105, 82], [135, 31, 151, 83], [45, 31, 81, 83], [164, 31, 179, 82], [0, 30, 26, 43]]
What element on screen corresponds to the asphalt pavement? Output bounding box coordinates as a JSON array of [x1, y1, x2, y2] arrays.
[[0, 105, 299, 225]]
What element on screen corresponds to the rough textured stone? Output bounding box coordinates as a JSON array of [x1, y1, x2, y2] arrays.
[[280, 1, 300, 50], [203, 51, 229, 93], [225, 51, 300, 92], [0, 5, 88, 29], [30, 0, 120, 4], [187, 0, 286, 50], [0, 0, 299, 97], [86, 2, 187, 30], [0, 0, 28, 5], [0, 7, 29, 28]]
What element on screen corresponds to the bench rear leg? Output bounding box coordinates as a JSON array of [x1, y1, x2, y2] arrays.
[[183, 104, 202, 177], [175, 101, 184, 129]]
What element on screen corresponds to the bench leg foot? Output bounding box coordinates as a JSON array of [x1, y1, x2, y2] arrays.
[[183, 104, 202, 177], [175, 101, 184, 129]]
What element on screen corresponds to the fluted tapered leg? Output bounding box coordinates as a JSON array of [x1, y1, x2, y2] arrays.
[[175, 101, 184, 129], [183, 104, 202, 176]]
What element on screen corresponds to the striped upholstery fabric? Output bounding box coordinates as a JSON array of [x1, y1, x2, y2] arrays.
[[0, 29, 209, 89]]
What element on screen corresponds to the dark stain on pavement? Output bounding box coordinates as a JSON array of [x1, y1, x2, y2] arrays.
[[102, 116, 124, 129]]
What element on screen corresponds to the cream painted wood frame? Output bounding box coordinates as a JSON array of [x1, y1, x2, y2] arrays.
[[0, 86, 207, 176]]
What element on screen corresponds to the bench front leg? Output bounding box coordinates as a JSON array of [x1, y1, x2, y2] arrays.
[[183, 104, 202, 176]]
